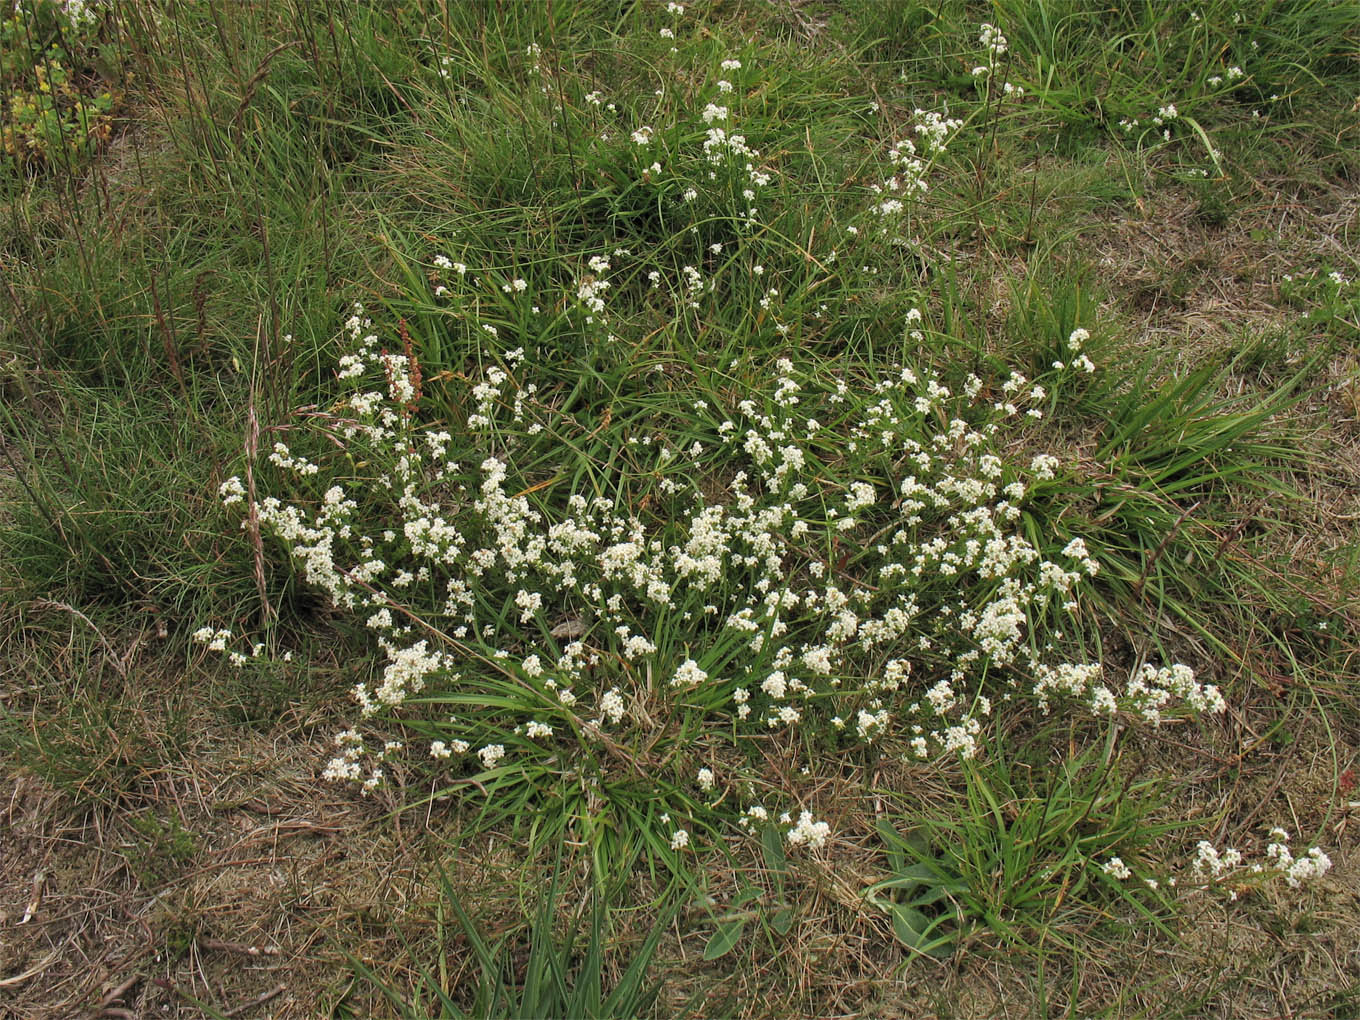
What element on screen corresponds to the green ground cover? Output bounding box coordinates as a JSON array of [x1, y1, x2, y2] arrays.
[[2, 1, 1358, 1016]]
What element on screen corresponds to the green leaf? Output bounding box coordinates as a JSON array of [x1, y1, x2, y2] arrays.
[[888, 903, 932, 948], [768, 905, 794, 935], [760, 823, 789, 877], [887, 903, 956, 960], [875, 818, 906, 870], [703, 919, 746, 960], [1179, 115, 1223, 176], [731, 884, 762, 909]]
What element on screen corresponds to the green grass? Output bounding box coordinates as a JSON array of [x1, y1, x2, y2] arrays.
[[872, 726, 1183, 959], [2, 1, 1357, 1017], [350, 854, 674, 1020]]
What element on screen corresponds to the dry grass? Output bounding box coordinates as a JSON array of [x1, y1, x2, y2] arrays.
[[4, 218, 1359, 1018], [3, 3, 1359, 1016]]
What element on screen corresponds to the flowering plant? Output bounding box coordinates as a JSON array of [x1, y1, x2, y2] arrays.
[[195, 25, 1325, 892], [204, 291, 1229, 858]]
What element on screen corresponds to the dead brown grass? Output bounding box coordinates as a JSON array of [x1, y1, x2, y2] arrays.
[[3, 103, 1359, 1020]]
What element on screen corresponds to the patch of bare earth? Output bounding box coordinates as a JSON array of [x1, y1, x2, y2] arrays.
[[3, 741, 367, 1016], [0, 627, 491, 1020]]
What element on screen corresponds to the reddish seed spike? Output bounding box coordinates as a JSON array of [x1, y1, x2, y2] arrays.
[[399, 317, 422, 408]]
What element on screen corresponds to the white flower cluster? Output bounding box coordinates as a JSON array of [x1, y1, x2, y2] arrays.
[[1052, 328, 1095, 373], [1118, 97, 1205, 144], [268, 442, 320, 476], [1205, 66, 1245, 88], [218, 475, 246, 506], [978, 23, 1007, 60], [1265, 829, 1333, 888], [60, 0, 100, 28], [192, 626, 232, 653], [192, 40, 1251, 851], [972, 22, 1020, 92], [869, 110, 962, 237], [576, 253, 613, 323], [1092, 827, 1334, 899], [198, 290, 1244, 843], [1192, 829, 1332, 892], [610, 58, 773, 224], [785, 810, 831, 850], [1101, 856, 1132, 880]]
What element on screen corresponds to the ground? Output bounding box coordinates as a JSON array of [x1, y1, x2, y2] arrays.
[[2, 2, 1358, 1017]]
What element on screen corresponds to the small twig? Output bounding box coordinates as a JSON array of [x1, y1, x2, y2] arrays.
[[223, 983, 286, 1017], [198, 938, 281, 957], [0, 944, 64, 988], [1212, 499, 1265, 557], [19, 867, 46, 924], [1133, 499, 1203, 599], [149, 272, 189, 403], [94, 975, 140, 1011]]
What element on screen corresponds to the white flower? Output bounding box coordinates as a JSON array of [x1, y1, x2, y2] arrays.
[[515, 589, 543, 623], [1101, 856, 1132, 880], [599, 688, 626, 724], [786, 811, 830, 849], [1061, 538, 1089, 560], [1030, 454, 1060, 480], [670, 828, 690, 850], [218, 476, 246, 506], [979, 22, 1007, 57], [671, 658, 708, 687]]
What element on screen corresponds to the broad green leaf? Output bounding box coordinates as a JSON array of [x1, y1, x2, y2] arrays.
[[760, 823, 789, 877], [703, 919, 746, 961], [768, 905, 794, 935], [888, 903, 932, 949]]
